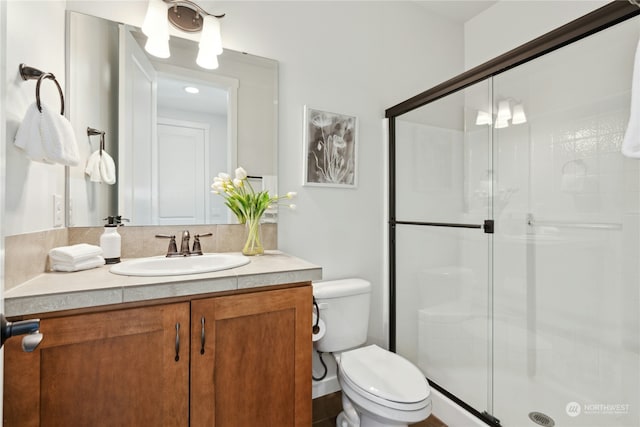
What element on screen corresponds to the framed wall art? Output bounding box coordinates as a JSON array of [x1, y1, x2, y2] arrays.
[[303, 106, 358, 188]]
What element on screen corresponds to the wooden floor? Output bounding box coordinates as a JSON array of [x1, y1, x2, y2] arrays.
[[313, 391, 447, 427]]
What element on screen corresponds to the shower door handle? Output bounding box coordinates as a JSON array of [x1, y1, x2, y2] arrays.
[[394, 219, 494, 233]]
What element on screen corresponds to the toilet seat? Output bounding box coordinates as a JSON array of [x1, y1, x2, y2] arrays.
[[339, 345, 430, 411]]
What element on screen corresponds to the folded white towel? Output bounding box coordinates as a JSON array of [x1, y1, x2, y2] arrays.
[[49, 243, 103, 264], [623, 39, 640, 158], [85, 150, 102, 182], [39, 103, 80, 166], [85, 150, 116, 185], [52, 255, 105, 272], [14, 103, 53, 164], [99, 150, 116, 184]]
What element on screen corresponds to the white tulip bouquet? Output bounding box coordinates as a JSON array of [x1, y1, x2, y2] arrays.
[[211, 167, 295, 255]]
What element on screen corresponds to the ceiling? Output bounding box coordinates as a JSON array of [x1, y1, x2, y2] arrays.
[[414, 1, 498, 23], [157, 75, 228, 116]]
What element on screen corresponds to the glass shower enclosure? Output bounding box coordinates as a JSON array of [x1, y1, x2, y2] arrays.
[[387, 3, 640, 427]]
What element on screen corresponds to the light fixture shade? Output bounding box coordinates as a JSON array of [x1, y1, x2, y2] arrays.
[[142, 0, 169, 38], [497, 100, 512, 122], [511, 103, 527, 124], [145, 35, 170, 59], [196, 48, 219, 69], [475, 110, 492, 126], [494, 119, 509, 129], [199, 15, 223, 55]]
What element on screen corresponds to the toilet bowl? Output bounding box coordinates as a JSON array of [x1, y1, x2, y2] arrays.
[[336, 345, 431, 427], [312, 279, 432, 427]]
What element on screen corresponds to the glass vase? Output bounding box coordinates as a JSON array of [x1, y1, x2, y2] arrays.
[[242, 216, 264, 256]]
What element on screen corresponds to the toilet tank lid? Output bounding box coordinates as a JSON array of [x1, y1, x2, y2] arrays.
[[313, 278, 371, 299]]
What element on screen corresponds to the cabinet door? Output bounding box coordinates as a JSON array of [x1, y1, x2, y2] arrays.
[[191, 285, 312, 427], [4, 302, 190, 427]]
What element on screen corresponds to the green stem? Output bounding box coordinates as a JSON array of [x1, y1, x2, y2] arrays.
[[242, 216, 264, 256]]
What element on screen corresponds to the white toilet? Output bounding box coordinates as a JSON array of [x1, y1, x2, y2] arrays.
[[313, 278, 432, 427]]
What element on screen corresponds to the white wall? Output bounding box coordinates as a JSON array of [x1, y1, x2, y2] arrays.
[[5, 0, 464, 394], [219, 1, 464, 350], [464, 0, 608, 70], [63, 0, 465, 349], [4, 1, 67, 235]]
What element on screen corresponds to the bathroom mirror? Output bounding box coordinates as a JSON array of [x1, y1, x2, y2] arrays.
[[66, 11, 278, 227]]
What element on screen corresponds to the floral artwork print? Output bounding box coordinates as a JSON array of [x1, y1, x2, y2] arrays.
[[304, 107, 357, 187]]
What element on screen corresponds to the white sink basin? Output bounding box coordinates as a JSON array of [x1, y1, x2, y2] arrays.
[[109, 253, 250, 276]]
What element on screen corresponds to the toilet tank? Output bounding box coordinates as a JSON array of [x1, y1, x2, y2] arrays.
[[313, 278, 371, 353]]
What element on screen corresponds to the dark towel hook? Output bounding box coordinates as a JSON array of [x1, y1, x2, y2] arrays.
[[19, 64, 64, 115], [87, 127, 106, 155]]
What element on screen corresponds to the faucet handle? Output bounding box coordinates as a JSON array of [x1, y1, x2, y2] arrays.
[[191, 233, 213, 256], [156, 234, 178, 257]]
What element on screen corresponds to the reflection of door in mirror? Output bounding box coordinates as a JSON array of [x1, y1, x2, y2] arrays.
[[66, 11, 278, 227], [156, 120, 208, 225], [120, 27, 233, 225]]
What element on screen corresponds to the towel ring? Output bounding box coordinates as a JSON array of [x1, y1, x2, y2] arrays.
[[36, 73, 64, 115]]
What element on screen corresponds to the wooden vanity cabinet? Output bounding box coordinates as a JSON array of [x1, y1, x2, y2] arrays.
[[3, 302, 191, 427], [4, 284, 312, 427], [190, 285, 312, 427]]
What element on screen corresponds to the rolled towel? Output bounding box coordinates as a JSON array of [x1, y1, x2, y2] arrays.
[[52, 255, 105, 272], [85, 150, 116, 185], [14, 103, 53, 164], [39, 103, 80, 166], [49, 243, 103, 264], [99, 150, 116, 185], [85, 150, 103, 182]]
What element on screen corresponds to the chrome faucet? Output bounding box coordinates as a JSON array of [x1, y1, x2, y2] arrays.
[[180, 230, 191, 256]]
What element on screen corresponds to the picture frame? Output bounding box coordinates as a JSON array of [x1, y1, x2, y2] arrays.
[[303, 106, 358, 188]]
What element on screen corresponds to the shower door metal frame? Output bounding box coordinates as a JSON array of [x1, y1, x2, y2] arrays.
[[385, 2, 640, 426]]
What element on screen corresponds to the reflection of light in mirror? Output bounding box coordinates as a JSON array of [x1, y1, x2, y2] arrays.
[[184, 86, 200, 94], [497, 100, 512, 121], [475, 110, 492, 126], [511, 103, 527, 124]]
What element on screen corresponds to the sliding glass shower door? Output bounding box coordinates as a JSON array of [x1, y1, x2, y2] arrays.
[[391, 5, 640, 427], [491, 14, 640, 427], [394, 79, 495, 418]]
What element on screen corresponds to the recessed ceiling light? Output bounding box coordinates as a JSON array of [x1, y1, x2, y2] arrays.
[[184, 86, 200, 94]]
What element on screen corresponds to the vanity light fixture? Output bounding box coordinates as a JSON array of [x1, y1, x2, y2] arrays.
[[475, 110, 492, 126], [142, 0, 170, 58], [142, 0, 225, 69], [511, 103, 527, 125], [496, 100, 512, 122]]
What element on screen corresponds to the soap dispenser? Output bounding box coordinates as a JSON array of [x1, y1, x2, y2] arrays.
[[100, 216, 121, 264]]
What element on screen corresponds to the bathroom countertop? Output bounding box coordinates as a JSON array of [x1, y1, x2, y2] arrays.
[[5, 251, 322, 317]]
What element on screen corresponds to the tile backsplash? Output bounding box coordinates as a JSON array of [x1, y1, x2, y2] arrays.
[[4, 224, 276, 291]]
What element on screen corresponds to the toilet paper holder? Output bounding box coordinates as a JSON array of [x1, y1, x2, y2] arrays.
[[311, 298, 326, 341]]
